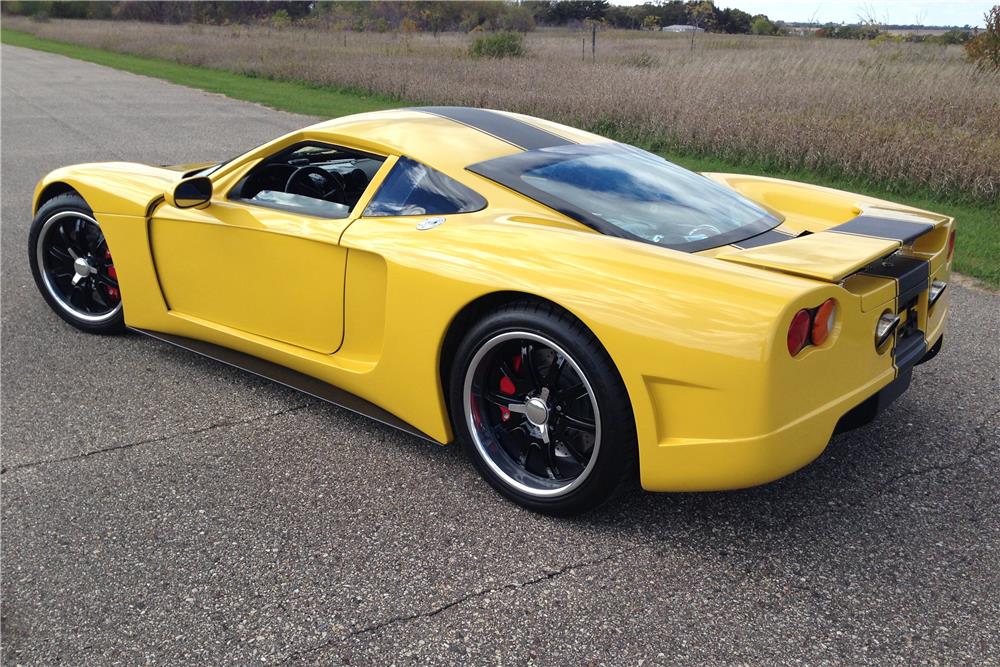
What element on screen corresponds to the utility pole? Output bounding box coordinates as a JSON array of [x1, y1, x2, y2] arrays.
[[591, 23, 596, 61]]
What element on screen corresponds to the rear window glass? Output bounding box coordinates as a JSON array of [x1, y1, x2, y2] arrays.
[[467, 143, 779, 252], [364, 157, 486, 217]]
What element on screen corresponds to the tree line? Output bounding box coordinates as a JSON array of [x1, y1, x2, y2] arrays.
[[0, 0, 980, 42], [2, 1, 781, 34]]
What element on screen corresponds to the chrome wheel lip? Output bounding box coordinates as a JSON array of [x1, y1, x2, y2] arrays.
[[36, 211, 122, 324], [463, 330, 602, 499]]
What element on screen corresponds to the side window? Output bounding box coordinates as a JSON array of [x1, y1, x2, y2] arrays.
[[230, 142, 386, 219], [363, 157, 486, 217]]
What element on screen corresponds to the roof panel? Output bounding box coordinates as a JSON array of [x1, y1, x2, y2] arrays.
[[305, 109, 522, 171]]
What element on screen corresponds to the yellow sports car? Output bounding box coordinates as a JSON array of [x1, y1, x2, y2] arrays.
[[28, 107, 953, 514]]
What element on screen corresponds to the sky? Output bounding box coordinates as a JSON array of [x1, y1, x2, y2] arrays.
[[644, 1, 993, 27]]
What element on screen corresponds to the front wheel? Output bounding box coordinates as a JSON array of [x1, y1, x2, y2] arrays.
[[28, 193, 125, 334], [449, 302, 637, 515]]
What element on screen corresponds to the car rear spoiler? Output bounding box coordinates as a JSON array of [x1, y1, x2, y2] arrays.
[[716, 208, 949, 283]]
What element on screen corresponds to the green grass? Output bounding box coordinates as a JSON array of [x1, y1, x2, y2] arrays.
[[3, 28, 997, 287]]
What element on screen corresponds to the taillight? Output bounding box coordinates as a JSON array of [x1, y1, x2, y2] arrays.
[[787, 299, 839, 356], [811, 299, 837, 346], [947, 229, 956, 261], [787, 309, 811, 356]]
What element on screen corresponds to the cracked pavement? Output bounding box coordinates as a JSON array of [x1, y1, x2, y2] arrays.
[[2, 45, 999, 665]]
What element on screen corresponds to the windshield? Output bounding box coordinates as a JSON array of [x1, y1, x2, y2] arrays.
[[467, 143, 780, 252]]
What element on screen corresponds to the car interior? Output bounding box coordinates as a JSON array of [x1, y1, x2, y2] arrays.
[[229, 142, 386, 219]]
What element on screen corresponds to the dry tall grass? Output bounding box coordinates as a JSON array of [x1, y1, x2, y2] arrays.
[[8, 18, 1000, 202]]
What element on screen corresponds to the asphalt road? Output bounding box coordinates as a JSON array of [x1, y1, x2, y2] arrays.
[[2, 45, 999, 666]]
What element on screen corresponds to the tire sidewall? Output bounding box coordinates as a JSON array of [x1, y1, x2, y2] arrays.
[[449, 305, 636, 515], [28, 194, 126, 335]]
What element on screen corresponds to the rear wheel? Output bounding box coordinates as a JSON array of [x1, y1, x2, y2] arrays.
[[28, 193, 125, 334], [449, 302, 636, 515]]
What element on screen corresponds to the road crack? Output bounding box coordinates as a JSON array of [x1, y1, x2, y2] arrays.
[[789, 405, 1000, 521], [275, 550, 624, 664], [1, 404, 311, 475], [880, 406, 1000, 486]]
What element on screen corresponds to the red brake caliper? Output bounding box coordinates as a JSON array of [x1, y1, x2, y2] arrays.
[[498, 355, 522, 421], [104, 249, 120, 301]]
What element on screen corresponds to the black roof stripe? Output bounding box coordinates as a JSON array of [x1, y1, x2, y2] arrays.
[[828, 215, 934, 245], [412, 106, 573, 151]]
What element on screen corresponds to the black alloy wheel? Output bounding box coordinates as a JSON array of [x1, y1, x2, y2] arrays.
[[450, 302, 637, 515], [29, 193, 125, 334]]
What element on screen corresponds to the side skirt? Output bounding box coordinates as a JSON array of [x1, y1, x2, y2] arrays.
[[130, 328, 440, 445]]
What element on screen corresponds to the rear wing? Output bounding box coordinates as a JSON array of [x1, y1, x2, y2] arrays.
[[716, 208, 950, 283]]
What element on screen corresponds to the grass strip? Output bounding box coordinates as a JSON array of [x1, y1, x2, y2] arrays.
[[3, 28, 996, 287]]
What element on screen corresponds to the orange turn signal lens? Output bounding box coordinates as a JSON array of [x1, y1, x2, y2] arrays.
[[811, 299, 837, 346]]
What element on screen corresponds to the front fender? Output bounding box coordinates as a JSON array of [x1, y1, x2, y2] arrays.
[[33, 162, 187, 217]]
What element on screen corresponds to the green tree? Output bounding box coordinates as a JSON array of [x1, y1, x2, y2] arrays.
[[530, 0, 608, 25], [686, 0, 716, 29], [965, 5, 1000, 71], [686, 0, 715, 48], [719, 7, 752, 33], [499, 4, 536, 32], [751, 16, 776, 35]]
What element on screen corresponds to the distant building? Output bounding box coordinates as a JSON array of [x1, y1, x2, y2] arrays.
[[662, 25, 705, 33], [785, 25, 822, 36]]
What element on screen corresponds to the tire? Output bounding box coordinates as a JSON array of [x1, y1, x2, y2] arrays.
[[28, 193, 126, 335], [448, 300, 637, 515]]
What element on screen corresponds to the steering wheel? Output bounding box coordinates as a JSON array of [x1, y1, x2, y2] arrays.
[[285, 166, 345, 200]]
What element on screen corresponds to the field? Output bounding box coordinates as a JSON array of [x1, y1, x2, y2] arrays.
[[3, 17, 998, 284]]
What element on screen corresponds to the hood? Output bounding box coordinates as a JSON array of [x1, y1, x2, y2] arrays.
[[159, 161, 217, 176]]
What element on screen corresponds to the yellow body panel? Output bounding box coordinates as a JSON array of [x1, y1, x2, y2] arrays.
[[149, 207, 347, 354], [31, 109, 953, 493]]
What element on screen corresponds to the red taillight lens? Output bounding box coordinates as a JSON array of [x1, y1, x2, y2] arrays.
[[947, 229, 956, 260], [787, 309, 811, 356], [811, 299, 837, 346]]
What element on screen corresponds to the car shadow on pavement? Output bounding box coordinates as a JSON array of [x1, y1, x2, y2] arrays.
[[574, 395, 995, 556]]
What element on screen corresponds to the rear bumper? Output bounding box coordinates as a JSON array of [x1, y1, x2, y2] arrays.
[[836, 333, 942, 434], [637, 367, 892, 491], [638, 330, 942, 493]]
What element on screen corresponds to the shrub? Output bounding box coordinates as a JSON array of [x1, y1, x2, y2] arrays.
[[270, 9, 291, 30], [469, 31, 525, 59], [965, 5, 1000, 71], [622, 51, 658, 68]]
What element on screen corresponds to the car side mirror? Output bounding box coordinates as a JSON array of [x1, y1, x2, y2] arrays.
[[167, 176, 212, 209]]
